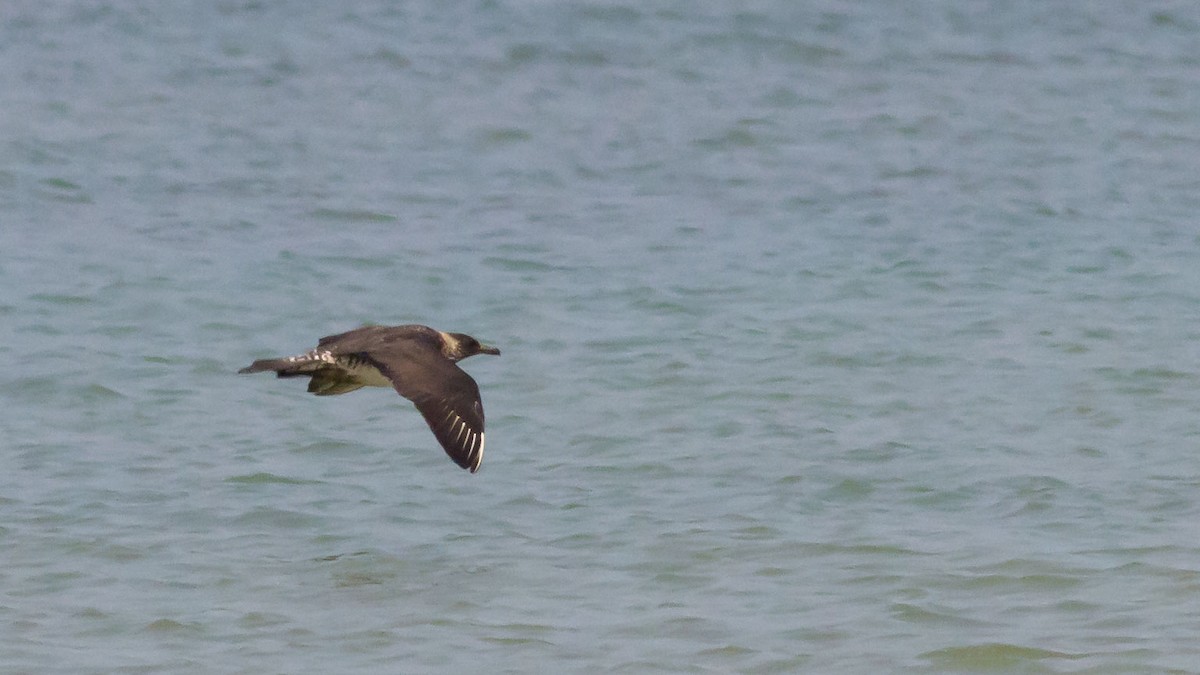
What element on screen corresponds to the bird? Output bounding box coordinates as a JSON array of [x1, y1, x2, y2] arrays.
[[239, 324, 500, 473]]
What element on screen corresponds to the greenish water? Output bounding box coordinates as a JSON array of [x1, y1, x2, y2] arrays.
[[3, 2, 1200, 673]]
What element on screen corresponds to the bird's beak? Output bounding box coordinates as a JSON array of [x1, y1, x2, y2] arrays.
[[479, 343, 501, 356]]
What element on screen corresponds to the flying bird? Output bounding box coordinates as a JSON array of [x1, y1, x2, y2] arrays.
[[239, 324, 500, 473]]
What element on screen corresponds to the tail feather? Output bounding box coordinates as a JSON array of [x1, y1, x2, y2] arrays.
[[238, 353, 327, 377], [239, 353, 365, 396], [239, 358, 283, 374]]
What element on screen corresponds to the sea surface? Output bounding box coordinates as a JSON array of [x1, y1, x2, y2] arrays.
[[3, 2, 1200, 673]]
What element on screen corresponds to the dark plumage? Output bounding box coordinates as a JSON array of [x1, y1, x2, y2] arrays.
[[239, 324, 500, 473]]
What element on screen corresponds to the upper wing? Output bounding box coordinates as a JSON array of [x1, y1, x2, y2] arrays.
[[365, 346, 487, 473], [318, 324, 439, 352]]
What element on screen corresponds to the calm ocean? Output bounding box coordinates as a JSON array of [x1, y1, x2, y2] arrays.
[[3, 2, 1200, 672]]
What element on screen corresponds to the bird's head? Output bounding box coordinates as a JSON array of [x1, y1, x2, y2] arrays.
[[444, 332, 501, 361]]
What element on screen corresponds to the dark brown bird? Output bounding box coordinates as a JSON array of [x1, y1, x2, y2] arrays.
[[239, 324, 500, 473]]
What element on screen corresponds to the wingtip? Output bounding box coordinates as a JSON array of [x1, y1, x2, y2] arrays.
[[468, 433, 485, 473], [459, 433, 485, 473]]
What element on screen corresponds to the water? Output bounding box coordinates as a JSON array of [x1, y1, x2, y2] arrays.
[[3, 2, 1200, 672]]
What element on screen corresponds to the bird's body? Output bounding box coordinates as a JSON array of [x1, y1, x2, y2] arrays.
[[239, 324, 500, 473]]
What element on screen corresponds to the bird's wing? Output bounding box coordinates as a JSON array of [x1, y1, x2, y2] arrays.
[[365, 346, 487, 473], [318, 324, 438, 352], [317, 325, 385, 349]]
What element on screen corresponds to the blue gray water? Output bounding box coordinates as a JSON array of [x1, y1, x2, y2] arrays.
[[4, 2, 1200, 672]]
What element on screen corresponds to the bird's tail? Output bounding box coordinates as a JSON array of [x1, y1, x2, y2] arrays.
[[239, 351, 366, 396], [238, 351, 325, 377]]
